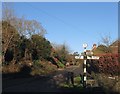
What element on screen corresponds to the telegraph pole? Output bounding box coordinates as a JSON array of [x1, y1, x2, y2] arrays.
[[82, 43, 87, 88]]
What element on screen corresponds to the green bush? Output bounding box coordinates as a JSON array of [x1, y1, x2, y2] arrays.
[[59, 76, 82, 88], [57, 61, 65, 68], [74, 76, 81, 83], [59, 83, 74, 88]]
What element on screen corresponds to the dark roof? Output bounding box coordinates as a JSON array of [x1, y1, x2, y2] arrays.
[[110, 40, 120, 47]]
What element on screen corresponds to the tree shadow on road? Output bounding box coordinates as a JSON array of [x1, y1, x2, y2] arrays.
[[2, 66, 120, 94]]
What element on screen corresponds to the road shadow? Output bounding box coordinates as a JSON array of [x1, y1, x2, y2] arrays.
[[2, 65, 32, 79], [2, 65, 119, 94]]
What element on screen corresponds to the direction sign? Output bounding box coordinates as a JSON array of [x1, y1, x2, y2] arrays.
[[75, 56, 99, 60]]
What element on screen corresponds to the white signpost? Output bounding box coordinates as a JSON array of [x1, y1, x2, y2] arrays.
[[74, 43, 100, 88], [83, 43, 87, 88], [81, 43, 99, 88]]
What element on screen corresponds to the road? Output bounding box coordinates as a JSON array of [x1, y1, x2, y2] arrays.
[[2, 65, 104, 93], [2, 65, 83, 92]]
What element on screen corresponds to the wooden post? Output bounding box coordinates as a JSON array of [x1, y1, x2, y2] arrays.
[[67, 72, 74, 86]]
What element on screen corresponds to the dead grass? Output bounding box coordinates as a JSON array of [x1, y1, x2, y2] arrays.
[[93, 73, 120, 93], [30, 60, 57, 76], [2, 63, 21, 73]]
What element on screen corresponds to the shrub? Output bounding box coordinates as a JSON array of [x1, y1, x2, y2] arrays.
[[2, 63, 21, 73], [31, 60, 57, 76], [91, 54, 120, 75], [93, 73, 120, 94], [59, 76, 82, 88], [52, 57, 65, 68], [100, 54, 120, 75], [57, 61, 65, 68], [74, 76, 81, 85], [112, 78, 120, 93]]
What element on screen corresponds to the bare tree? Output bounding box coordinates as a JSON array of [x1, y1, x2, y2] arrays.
[[2, 3, 46, 63], [98, 33, 112, 53], [2, 3, 19, 62], [51, 43, 70, 64], [2, 3, 46, 37], [101, 33, 112, 47]]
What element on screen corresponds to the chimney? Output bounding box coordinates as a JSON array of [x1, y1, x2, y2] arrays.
[[92, 44, 97, 51]]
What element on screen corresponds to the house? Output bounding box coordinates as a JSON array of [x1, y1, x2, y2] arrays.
[[110, 40, 119, 54]]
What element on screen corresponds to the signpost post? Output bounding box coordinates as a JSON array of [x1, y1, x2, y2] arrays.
[[82, 43, 87, 88]]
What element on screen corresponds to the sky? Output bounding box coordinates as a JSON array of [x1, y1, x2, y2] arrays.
[[2, 2, 118, 53]]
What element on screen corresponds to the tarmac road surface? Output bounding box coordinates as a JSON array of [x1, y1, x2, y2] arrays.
[[2, 65, 104, 93]]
